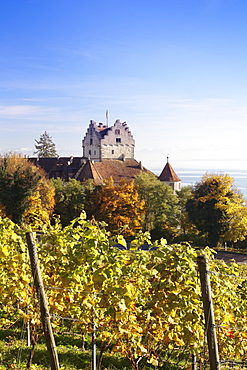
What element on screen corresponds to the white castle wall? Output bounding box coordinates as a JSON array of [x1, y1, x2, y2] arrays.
[[83, 119, 135, 161]]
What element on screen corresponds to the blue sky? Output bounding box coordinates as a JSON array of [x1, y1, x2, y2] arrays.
[[1, 0, 247, 172]]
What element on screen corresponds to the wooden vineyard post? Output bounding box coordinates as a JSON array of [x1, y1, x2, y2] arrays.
[[26, 232, 60, 370], [197, 255, 220, 370]]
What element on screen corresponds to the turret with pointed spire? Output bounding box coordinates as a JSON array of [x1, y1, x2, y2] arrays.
[[158, 156, 181, 192]]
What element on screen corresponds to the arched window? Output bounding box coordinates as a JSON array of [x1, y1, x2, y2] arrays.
[[115, 129, 120, 135]]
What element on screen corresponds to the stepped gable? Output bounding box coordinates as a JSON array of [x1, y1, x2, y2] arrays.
[[158, 160, 181, 182], [76, 159, 150, 185], [83, 119, 135, 161]]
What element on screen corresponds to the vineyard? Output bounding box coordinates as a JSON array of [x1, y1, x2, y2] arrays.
[[1, 214, 247, 370]]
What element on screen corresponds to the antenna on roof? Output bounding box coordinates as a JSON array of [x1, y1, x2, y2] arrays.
[[106, 110, 109, 127]]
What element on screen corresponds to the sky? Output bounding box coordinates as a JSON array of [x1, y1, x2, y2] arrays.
[[1, 0, 247, 173]]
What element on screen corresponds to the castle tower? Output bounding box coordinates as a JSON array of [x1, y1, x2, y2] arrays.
[[82, 119, 135, 162], [158, 157, 181, 192]]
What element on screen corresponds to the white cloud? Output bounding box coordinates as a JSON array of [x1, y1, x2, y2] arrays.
[[0, 105, 47, 116]]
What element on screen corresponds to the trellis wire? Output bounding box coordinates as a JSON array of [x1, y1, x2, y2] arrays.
[[45, 285, 105, 295]]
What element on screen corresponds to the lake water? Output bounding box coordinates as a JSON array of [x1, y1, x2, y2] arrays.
[[151, 168, 247, 198]]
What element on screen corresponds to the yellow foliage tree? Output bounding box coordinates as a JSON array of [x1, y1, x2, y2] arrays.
[[0, 153, 55, 226], [23, 175, 55, 227], [90, 178, 145, 236], [186, 173, 247, 245]]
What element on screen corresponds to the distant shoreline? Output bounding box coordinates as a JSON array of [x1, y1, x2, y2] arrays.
[[151, 167, 247, 198]]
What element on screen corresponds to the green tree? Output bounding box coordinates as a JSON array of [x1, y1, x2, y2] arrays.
[[176, 186, 192, 235], [186, 173, 247, 246], [175, 185, 204, 244], [52, 178, 86, 226], [34, 131, 57, 157], [135, 172, 179, 241], [0, 153, 55, 225]]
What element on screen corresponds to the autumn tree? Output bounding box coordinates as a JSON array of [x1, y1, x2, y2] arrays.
[[88, 178, 145, 236], [135, 172, 179, 241], [0, 153, 55, 225], [186, 173, 247, 246], [23, 175, 55, 227], [34, 131, 57, 157]]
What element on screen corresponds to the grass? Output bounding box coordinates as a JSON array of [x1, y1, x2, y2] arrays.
[[0, 324, 193, 370], [0, 326, 132, 370]]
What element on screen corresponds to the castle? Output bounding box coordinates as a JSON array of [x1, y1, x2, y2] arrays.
[[83, 119, 135, 161], [29, 118, 181, 191]]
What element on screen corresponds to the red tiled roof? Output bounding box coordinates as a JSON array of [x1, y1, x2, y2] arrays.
[[76, 159, 151, 184], [75, 160, 103, 184], [158, 162, 181, 182]]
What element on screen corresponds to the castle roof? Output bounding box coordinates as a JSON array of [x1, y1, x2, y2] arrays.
[[76, 159, 151, 184], [94, 124, 111, 138], [90, 119, 132, 140], [28, 157, 83, 179], [158, 160, 181, 182]]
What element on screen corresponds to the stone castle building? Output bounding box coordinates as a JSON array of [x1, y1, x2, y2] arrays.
[[29, 118, 181, 190], [82, 119, 135, 161]]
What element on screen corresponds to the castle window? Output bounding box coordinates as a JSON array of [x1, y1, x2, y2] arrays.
[[89, 150, 91, 155], [116, 138, 121, 143], [115, 129, 120, 135], [94, 150, 96, 155], [112, 150, 114, 154], [90, 139, 93, 145]]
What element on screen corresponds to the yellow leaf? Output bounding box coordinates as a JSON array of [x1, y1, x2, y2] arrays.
[[1, 245, 8, 257], [148, 357, 159, 367]]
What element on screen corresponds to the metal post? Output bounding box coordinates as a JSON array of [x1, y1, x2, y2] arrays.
[[26, 232, 60, 370], [92, 292, 97, 370], [92, 322, 97, 370], [192, 354, 197, 370], [106, 110, 109, 127], [197, 255, 220, 370], [26, 318, 31, 347]]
